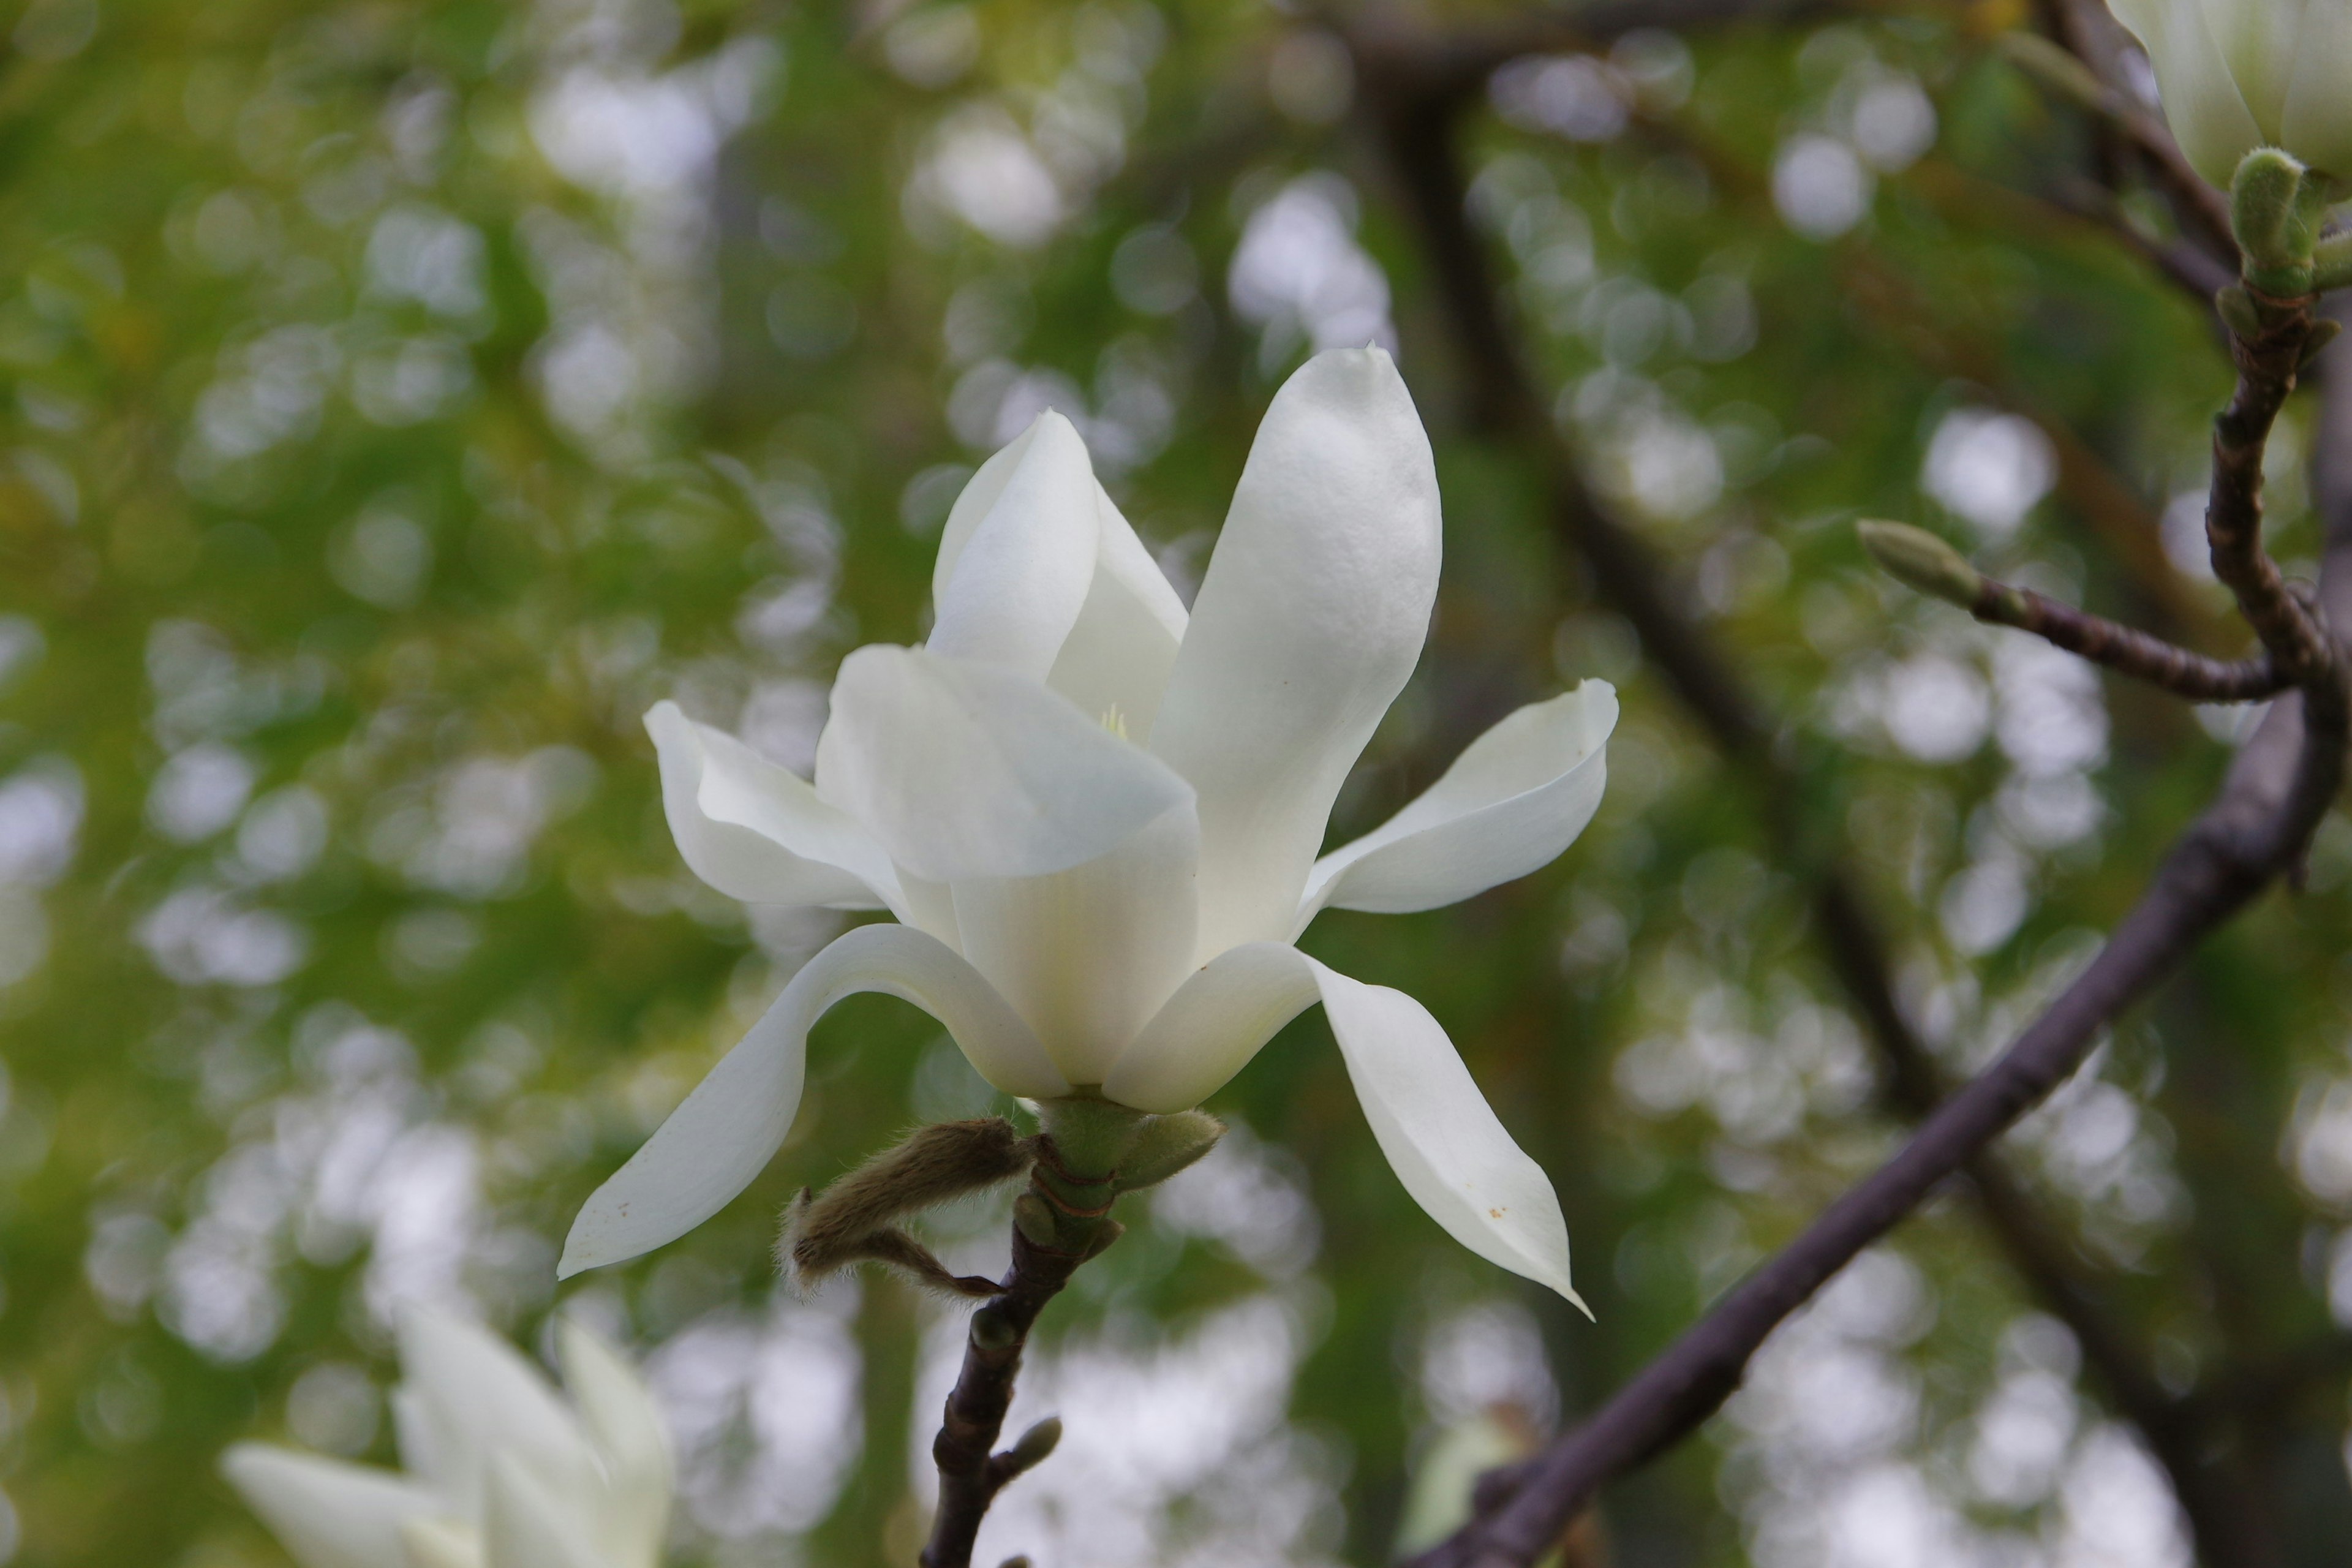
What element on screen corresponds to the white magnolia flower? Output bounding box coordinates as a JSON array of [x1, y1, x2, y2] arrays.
[[224, 1308, 671, 1568], [2106, 0, 2352, 184], [562, 347, 1616, 1306]]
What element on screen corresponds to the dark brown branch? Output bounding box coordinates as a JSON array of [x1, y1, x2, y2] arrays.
[[1376, 70, 2349, 1556], [1356, 0, 2204, 1473], [919, 1153, 1115, 1568], [1419, 302, 2347, 1566], [1359, 29, 2350, 1567], [1417, 685, 2343, 1566], [2210, 300, 2337, 677]]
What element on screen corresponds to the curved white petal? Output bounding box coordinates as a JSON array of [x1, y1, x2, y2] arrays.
[[2111, 0, 2265, 183], [1312, 962, 1586, 1313], [647, 701, 899, 912], [1101, 941, 1321, 1113], [221, 1444, 439, 1568], [399, 1520, 485, 1568], [559, 924, 1065, 1276], [1104, 947, 1583, 1309], [1044, 483, 1189, 741], [928, 410, 1100, 679], [2280, 0, 2352, 178], [396, 1306, 599, 1523], [557, 1320, 671, 1564], [1300, 682, 1616, 930], [952, 803, 1199, 1084], [815, 644, 1193, 884], [1149, 347, 1441, 959], [483, 1455, 602, 1568]]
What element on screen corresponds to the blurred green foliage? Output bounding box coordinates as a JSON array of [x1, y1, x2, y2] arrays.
[[4, 0, 2351, 1564]]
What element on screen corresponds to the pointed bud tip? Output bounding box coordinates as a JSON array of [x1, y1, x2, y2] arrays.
[[1856, 520, 1981, 607]]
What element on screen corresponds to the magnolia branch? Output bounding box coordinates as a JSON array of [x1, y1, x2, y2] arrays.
[[1350, 34, 2250, 1548], [1359, 27, 2346, 1567]]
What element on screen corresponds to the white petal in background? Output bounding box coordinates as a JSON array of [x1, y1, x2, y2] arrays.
[[559, 923, 1066, 1277], [397, 1305, 601, 1523], [646, 701, 899, 911], [927, 410, 1101, 679], [220, 1444, 435, 1568], [556, 1319, 672, 1562], [1042, 483, 1189, 741], [952, 802, 1200, 1085], [484, 1455, 605, 1568], [1299, 682, 1616, 930], [1103, 944, 1583, 1310], [1150, 347, 1442, 959], [815, 644, 1194, 884]]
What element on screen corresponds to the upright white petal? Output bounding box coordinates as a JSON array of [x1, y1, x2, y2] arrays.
[[396, 1307, 600, 1524], [646, 701, 900, 912], [1103, 946, 1583, 1309], [1043, 484, 1189, 741], [483, 1455, 603, 1568], [1149, 347, 1441, 959], [1313, 963, 1586, 1313], [815, 644, 1194, 884], [557, 1319, 671, 1566], [2109, 0, 2266, 183], [2280, 0, 2352, 178], [927, 411, 1100, 679], [1300, 683, 1615, 930], [952, 804, 1199, 1084], [560, 924, 1065, 1276], [219, 1444, 439, 1568]]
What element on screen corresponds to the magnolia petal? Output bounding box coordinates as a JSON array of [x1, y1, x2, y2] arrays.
[[557, 1319, 671, 1562], [400, 1519, 486, 1568], [1149, 347, 1441, 959], [1102, 944, 1583, 1308], [1044, 484, 1189, 741], [1300, 682, 1616, 930], [1101, 941, 1322, 1114], [952, 803, 1200, 1084], [646, 701, 899, 912], [559, 924, 1063, 1276], [396, 1306, 600, 1525], [483, 1456, 603, 1568], [220, 1444, 439, 1568], [928, 410, 1100, 679], [2196, 0, 2303, 139], [1312, 962, 1586, 1313], [2111, 0, 2266, 184], [815, 644, 1194, 884], [2280, 0, 2352, 178]]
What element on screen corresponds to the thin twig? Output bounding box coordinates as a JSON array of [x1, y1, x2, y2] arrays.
[[1975, 575, 2285, 699], [1861, 521, 2286, 700]]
